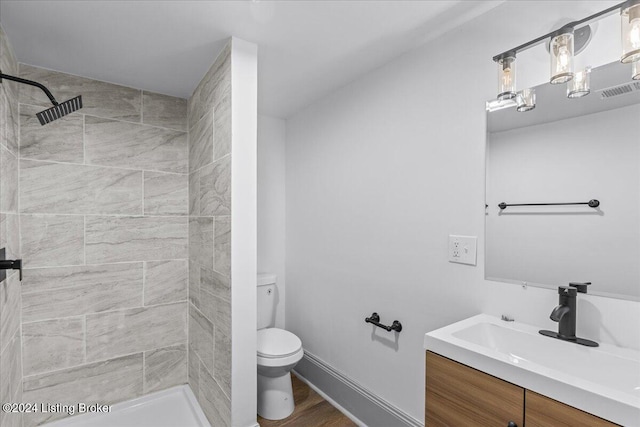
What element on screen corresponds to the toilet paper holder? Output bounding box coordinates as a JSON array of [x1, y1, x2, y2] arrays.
[[365, 312, 402, 333]]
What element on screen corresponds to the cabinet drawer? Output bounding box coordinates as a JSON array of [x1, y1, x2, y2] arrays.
[[425, 351, 524, 427], [525, 390, 619, 427]]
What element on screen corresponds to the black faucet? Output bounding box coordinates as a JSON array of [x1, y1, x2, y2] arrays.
[[539, 282, 598, 347], [550, 286, 577, 338]]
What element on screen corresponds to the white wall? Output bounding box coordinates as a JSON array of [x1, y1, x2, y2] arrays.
[[230, 38, 258, 427], [258, 115, 286, 328], [284, 1, 640, 422], [487, 104, 640, 299]]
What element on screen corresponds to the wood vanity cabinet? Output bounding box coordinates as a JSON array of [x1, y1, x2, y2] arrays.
[[425, 351, 523, 426], [425, 351, 619, 427], [525, 390, 618, 427]]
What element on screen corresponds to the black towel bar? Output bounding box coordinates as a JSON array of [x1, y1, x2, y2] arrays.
[[498, 199, 599, 210]]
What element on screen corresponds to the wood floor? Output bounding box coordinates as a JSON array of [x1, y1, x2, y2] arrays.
[[258, 374, 357, 427]]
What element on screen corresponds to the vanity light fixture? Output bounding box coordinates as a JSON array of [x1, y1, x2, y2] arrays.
[[550, 28, 575, 84], [492, 1, 640, 108], [516, 88, 536, 112], [567, 67, 592, 98], [621, 0, 640, 63], [497, 54, 517, 100]]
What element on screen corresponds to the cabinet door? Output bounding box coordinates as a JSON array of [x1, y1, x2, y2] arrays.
[[525, 390, 619, 427], [425, 351, 524, 427]]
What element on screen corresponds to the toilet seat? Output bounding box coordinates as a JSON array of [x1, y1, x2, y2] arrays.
[[257, 328, 302, 358], [257, 347, 304, 368]]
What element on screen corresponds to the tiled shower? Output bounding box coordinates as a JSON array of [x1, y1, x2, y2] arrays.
[[0, 25, 234, 427]]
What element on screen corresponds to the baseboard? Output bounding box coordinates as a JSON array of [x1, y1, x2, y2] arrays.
[[293, 351, 423, 427]]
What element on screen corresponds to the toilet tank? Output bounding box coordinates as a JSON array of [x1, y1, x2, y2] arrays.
[[257, 274, 277, 329]]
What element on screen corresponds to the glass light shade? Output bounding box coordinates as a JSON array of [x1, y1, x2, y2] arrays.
[[516, 88, 535, 112], [621, 3, 640, 63], [497, 56, 516, 100], [567, 67, 592, 98], [550, 32, 575, 84], [633, 61, 640, 80]]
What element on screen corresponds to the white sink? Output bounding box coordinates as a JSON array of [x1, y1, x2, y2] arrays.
[[424, 314, 640, 426]]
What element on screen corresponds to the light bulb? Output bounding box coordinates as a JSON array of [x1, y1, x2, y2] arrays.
[[631, 18, 640, 48], [497, 55, 516, 100], [502, 69, 512, 87], [621, 3, 640, 63], [550, 31, 574, 84], [557, 46, 570, 70], [516, 88, 535, 112], [568, 67, 591, 98]]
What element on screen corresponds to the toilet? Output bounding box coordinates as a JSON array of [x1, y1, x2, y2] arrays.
[[257, 274, 303, 420]]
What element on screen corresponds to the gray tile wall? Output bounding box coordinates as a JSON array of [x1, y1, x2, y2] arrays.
[[0, 25, 23, 427], [14, 62, 189, 426], [188, 40, 232, 427]]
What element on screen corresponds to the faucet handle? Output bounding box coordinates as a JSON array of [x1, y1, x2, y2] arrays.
[[569, 282, 591, 293]]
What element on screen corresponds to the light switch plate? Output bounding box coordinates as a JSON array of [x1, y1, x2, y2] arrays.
[[448, 235, 477, 265]]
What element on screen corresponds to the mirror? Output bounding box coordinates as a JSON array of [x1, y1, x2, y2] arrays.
[[485, 60, 640, 301]]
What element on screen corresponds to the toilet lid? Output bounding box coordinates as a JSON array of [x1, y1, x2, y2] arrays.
[[257, 328, 302, 358]]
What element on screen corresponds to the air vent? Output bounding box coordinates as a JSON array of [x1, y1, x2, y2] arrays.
[[598, 82, 640, 99]]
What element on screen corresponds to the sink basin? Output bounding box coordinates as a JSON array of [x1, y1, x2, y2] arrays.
[[424, 314, 640, 426], [453, 322, 639, 396]]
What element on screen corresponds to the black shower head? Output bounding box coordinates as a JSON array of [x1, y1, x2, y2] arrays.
[[36, 96, 83, 125], [0, 70, 83, 125]]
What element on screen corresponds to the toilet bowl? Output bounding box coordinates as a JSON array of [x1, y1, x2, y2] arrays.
[[256, 274, 303, 420], [256, 328, 303, 420]]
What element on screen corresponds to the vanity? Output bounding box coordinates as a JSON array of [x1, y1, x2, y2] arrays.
[[425, 7, 640, 426], [424, 315, 639, 426], [457, 15, 640, 426]]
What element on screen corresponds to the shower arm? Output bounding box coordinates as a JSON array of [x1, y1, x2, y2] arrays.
[[0, 71, 59, 106]]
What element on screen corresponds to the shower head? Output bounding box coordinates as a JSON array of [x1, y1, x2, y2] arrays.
[[36, 96, 83, 125], [0, 70, 83, 125]]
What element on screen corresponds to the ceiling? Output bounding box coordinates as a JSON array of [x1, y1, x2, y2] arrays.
[[0, 0, 502, 118]]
